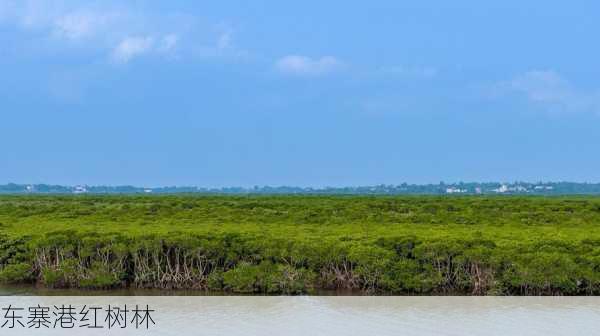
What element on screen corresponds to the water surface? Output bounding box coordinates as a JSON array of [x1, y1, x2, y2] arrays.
[[0, 294, 598, 335]]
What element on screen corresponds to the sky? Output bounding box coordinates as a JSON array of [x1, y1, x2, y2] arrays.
[[2, 0, 600, 187]]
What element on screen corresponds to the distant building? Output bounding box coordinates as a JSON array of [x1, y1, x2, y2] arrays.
[[446, 187, 466, 194], [144, 189, 153, 193], [73, 185, 88, 194], [493, 185, 508, 193], [513, 185, 527, 192]]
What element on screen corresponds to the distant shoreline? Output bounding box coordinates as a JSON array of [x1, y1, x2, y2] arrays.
[[3, 181, 600, 195]]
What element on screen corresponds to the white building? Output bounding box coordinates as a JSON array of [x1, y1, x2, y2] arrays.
[[493, 185, 508, 193], [73, 185, 88, 194]]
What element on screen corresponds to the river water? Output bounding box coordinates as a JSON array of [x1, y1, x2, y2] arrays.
[[0, 288, 599, 335]]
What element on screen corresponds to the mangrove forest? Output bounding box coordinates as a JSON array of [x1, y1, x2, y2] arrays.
[[1, 195, 600, 295]]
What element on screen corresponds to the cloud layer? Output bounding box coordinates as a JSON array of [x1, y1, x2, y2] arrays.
[[495, 70, 600, 115], [275, 55, 344, 76], [110, 36, 154, 63], [0, 0, 236, 64]]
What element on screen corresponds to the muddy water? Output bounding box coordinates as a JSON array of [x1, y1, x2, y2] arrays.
[[0, 288, 599, 335]]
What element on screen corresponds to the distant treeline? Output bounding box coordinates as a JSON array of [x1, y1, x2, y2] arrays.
[[2, 182, 600, 195]]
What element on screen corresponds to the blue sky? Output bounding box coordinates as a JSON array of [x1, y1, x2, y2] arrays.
[[2, 1, 600, 187]]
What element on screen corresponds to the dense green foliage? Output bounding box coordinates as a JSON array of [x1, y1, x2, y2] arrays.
[[1, 195, 600, 295]]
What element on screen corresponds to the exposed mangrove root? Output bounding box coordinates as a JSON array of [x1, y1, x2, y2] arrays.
[[0, 231, 594, 295]]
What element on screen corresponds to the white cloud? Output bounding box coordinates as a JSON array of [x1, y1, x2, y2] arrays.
[[0, 1, 230, 64], [110, 34, 183, 63], [507, 70, 569, 103], [111, 36, 154, 63], [275, 55, 344, 76], [52, 10, 119, 40], [495, 70, 600, 115]]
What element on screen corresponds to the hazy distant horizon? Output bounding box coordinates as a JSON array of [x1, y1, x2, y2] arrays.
[[4, 181, 600, 196], [3, 180, 600, 189]]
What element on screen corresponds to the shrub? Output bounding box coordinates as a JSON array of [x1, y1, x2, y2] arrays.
[[0, 263, 33, 283]]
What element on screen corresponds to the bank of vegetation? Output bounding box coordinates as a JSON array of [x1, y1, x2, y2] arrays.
[[2, 195, 600, 295]]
